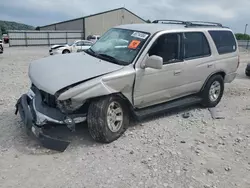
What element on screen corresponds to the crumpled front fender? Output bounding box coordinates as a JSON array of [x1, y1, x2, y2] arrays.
[[57, 66, 135, 104]]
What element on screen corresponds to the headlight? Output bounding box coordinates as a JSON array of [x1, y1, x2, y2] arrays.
[[56, 99, 85, 113]]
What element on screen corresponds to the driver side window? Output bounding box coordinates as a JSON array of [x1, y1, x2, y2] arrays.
[[148, 33, 182, 64]]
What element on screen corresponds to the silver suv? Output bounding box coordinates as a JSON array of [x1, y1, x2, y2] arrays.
[[15, 20, 240, 151]]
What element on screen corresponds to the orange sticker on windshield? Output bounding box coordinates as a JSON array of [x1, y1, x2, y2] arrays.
[[128, 40, 141, 49]]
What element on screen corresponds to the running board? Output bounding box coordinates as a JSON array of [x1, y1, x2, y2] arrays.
[[134, 96, 202, 120]]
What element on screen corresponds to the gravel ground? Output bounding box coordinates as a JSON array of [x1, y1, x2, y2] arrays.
[[0, 45, 250, 188]]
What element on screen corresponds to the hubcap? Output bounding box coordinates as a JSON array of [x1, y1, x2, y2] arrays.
[[107, 101, 123, 133], [209, 81, 221, 102]]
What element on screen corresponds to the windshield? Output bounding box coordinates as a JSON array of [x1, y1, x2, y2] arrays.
[[68, 42, 75, 46], [86, 28, 150, 65]]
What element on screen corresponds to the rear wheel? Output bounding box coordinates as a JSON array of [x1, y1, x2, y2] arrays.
[[87, 95, 129, 143], [201, 74, 224, 108]]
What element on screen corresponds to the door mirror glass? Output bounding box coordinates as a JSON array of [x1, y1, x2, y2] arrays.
[[144, 55, 163, 69]]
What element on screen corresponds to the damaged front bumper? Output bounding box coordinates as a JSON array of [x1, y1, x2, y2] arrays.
[[15, 88, 86, 152]]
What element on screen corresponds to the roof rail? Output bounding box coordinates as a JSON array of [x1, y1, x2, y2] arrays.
[[186, 21, 223, 27], [152, 19, 224, 28], [152, 20, 189, 25]]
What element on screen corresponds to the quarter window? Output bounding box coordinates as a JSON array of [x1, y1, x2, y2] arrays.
[[208, 30, 237, 54], [148, 33, 181, 64], [184, 32, 211, 59]]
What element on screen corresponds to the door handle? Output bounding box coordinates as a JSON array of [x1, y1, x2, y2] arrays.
[[174, 70, 182, 75]]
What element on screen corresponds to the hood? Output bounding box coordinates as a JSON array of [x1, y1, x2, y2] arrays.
[[29, 52, 123, 95], [51, 44, 68, 49]]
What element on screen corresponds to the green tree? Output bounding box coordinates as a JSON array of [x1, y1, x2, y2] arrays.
[[146, 19, 151, 23], [235, 33, 250, 40], [0, 25, 7, 34]]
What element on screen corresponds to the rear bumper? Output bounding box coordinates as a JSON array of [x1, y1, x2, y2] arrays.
[[15, 94, 71, 152], [224, 72, 237, 83]]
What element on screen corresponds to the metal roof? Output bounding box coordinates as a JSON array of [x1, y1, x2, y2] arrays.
[[39, 7, 146, 28]]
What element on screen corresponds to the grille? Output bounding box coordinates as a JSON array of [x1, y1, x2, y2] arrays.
[[31, 84, 57, 108]]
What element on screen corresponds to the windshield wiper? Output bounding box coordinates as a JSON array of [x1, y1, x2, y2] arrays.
[[86, 48, 97, 56], [97, 53, 120, 64]]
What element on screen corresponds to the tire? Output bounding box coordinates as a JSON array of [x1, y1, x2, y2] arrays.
[[246, 71, 250, 77], [87, 95, 129, 143], [62, 50, 70, 54], [200, 74, 224, 108]]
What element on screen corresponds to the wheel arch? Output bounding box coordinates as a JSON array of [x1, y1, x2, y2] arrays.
[[87, 92, 135, 117], [62, 49, 70, 53], [200, 71, 226, 92]]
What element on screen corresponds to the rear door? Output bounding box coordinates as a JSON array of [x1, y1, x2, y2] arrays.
[[208, 30, 239, 75], [181, 31, 215, 93]]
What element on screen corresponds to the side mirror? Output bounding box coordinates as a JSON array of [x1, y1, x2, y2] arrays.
[[143, 55, 163, 69]]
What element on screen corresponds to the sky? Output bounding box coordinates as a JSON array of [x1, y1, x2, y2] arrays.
[[0, 0, 249, 33]]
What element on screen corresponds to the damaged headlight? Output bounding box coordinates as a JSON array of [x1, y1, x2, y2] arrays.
[[56, 99, 85, 113]]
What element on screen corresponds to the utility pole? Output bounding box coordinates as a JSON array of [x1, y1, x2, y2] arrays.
[[244, 24, 249, 49], [244, 24, 248, 35]]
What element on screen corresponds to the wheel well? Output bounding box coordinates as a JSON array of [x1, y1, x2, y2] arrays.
[[215, 71, 226, 79], [63, 49, 70, 53], [86, 93, 135, 116], [201, 71, 226, 92]]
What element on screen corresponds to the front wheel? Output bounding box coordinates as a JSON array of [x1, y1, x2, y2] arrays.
[[87, 95, 129, 143], [201, 74, 224, 108], [62, 50, 70, 54]]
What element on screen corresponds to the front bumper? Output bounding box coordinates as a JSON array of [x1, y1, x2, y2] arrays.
[[49, 49, 61, 55], [15, 88, 86, 152]]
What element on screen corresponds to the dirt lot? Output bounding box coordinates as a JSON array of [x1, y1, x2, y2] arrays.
[[0, 46, 250, 188]]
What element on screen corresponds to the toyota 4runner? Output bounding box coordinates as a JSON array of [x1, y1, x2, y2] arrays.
[[15, 20, 240, 151]]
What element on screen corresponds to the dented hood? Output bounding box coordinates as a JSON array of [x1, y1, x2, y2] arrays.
[[29, 52, 123, 94]]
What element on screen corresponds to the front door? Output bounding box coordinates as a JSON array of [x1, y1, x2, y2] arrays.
[[133, 32, 187, 108]]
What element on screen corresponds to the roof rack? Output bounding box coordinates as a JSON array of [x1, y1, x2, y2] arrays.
[[152, 19, 224, 28], [186, 21, 223, 27], [152, 20, 188, 25]]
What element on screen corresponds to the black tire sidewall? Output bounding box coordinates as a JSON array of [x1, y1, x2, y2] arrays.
[[201, 75, 224, 107], [87, 95, 129, 143]]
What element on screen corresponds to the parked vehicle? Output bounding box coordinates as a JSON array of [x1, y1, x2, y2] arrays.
[[15, 20, 240, 151], [87, 35, 100, 43], [3, 34, 9, 44], [0, 39, 3, 54], [49, 40, 93, 55], [246, 63, 250, 76]]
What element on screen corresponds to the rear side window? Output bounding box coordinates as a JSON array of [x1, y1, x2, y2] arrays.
[[208, 30, 237, 54], [184, 32, 211, 59]]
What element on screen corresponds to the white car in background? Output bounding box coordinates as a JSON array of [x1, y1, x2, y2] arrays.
[[49, 40, 93, 55], [86, 35, 100, 43]]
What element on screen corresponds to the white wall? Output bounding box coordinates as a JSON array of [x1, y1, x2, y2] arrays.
[[8, 30, 83, 47], [84, 9, 145, 37]]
